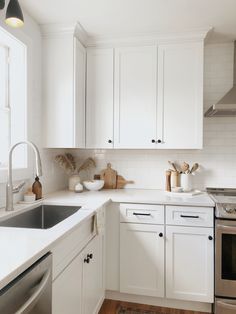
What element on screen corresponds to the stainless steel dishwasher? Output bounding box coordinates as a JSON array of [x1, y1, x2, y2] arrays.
[[0, 253, 52, 314]]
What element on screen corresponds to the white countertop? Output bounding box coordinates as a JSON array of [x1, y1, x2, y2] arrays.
[[44, 188, 215, 208], [0, 188, 215, 290]]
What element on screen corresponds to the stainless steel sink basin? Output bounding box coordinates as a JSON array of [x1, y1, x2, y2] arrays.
[[0, 205, 81, 229]]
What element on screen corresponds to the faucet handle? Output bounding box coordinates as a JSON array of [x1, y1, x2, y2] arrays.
[[13, 181, 26, 194]]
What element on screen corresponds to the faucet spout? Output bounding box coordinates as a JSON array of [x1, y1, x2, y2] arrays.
[[6, 141, 43, 211]]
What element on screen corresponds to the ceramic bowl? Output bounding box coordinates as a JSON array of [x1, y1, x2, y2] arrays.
[[83, 180, 104, 191]]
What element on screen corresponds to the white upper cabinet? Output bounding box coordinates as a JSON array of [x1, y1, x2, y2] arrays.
[[86, 48, 114, 149], [157, 43, 203, 149], [42, 25, 206, 149], [114, 46, 158, 148], [43, 31, 86, 148]]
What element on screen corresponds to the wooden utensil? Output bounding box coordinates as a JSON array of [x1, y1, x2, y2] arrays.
[[181, 162, 190, 174], [168, 161, 178, 172], [190, 163, 199, 174], [116, 175, 134, 189], [165, 170, 172, 192], [100, 163, 117, 189]]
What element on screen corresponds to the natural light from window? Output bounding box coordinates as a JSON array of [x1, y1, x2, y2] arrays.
[[0, 27, 27, 170]]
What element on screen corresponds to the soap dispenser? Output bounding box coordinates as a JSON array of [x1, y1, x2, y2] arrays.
[[32, 176, 42, 200]]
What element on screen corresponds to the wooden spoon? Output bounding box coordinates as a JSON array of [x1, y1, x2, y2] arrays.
[[168, 161, 178, 172], [181, 162, 190, 174], [190, 163, 199, 174]]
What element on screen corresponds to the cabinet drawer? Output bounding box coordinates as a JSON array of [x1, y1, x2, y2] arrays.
[[166, 206, 214, 227], [120, 203, 164, 224]]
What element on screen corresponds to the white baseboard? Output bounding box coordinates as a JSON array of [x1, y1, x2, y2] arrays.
[[105, 290, 212, 313], [94, 294, 105, 314]]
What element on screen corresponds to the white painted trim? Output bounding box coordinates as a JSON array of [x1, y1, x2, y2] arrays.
[[74, 22, 89, 47], [40, 23, 211, 47], [40, 22, 88, 46], [105, 290, 212, 313], [86, 27, 212, 47], [40, 23, 76, 37], [94, 295, 105, 314]]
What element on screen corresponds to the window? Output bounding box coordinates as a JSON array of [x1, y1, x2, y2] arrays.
[[0, 27, 27, 170]]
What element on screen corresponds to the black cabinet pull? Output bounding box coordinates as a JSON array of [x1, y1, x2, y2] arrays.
[[159, 233, 163, 237], [151, 139, 156, 143], [208, 236, 213, 241], [84, 257, 90, 264], [180, 214, 199, 219], [157, 139, 162, 143], [108, 139, 112, 143], [133, 212, 151, 216], [87, 253, 93, 259]]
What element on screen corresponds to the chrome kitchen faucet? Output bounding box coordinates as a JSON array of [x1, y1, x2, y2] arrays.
[[6, 141, 42, 211]]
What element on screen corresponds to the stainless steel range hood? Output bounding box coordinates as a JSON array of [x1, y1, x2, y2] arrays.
[[205, 41, 236, 117]]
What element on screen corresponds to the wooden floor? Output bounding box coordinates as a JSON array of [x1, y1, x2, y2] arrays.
[[99, 299, 210, 314]]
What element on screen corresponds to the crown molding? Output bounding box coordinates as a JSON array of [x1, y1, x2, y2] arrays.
[[74, 22, 89, 46], [40, 22, 88, 46], [40, 23, 212, 47], [86, 27, 213, 47], [40, 23, 76, 37]]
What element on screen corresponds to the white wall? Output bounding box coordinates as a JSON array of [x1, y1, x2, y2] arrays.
[[69, 42, 236, 191], [0, 10, 66, 208]]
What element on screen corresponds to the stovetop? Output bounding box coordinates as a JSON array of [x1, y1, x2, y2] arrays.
[[206, 187, 236, 219]]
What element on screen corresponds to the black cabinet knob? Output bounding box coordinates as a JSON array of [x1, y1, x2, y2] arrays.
[[87, 253, 93, 259], [84, 257, 90, 263], [157, 139, 162, 143], [151, 139, 156, 143], [108, 139, 112, 143], [208, 236, 213, 241], [159, 233, 163, 237]]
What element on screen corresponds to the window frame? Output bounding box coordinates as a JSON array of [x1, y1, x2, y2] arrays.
[[0, 25, 32, 184]]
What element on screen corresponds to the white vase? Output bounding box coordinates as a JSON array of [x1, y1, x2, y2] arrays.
[[181, 174, 192, 192], [68, 175, 81, 191]]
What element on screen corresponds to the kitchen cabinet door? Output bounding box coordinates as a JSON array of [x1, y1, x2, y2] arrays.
[[157, 43, 203, 149], [86, 48, 114, 148], [120, 223, 165, 297], [83, 235, 104, 314], [166, 226, 214, 303], [114, 46, 158, 148], [43, 33, 86, 148], [52, 252, 83, 314]]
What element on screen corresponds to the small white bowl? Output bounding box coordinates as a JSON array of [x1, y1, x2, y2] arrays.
[[24, 194, 36, 203], [83, 180, 104, 191]]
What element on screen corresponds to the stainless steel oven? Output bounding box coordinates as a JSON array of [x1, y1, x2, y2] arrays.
[[215, 219, 236, 297], [215, 219, 236, 313], [206, 188, 236, 313]]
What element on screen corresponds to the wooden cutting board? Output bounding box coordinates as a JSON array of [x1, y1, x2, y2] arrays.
[[100, 163, 117, 189], [116, 175, 134, 189]]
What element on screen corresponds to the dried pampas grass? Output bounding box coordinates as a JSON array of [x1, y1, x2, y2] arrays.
[[55, 154, 95, 175], [78, 158, 96, 174]]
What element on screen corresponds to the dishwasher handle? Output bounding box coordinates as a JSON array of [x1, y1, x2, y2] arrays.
[[14, 269, 51, 314]]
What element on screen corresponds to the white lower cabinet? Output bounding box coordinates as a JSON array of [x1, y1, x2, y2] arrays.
[[83, 235, 104, 314], [52, 234, 104, 314], [120, 223, 165, 297], [52, 252, 83, 314], [166, 226, 214, 303]]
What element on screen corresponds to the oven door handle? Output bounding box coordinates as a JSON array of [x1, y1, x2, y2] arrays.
[[218, 224, 236, 232], [14, 269, 51, 314], [217, 300, 236, 310]]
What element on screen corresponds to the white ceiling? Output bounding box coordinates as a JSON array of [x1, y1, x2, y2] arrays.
[[21, 0, 236, 42]]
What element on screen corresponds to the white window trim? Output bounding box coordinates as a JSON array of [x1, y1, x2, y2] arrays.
[[0, 25, 34, 183]]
